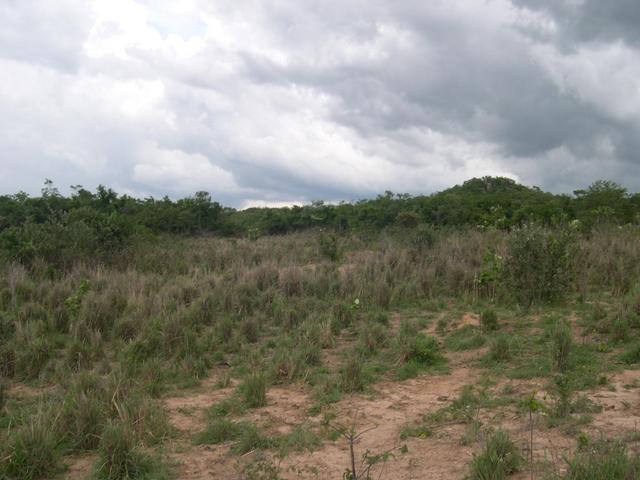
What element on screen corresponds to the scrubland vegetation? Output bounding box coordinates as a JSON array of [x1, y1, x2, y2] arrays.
[[2, 176, 640, 479]]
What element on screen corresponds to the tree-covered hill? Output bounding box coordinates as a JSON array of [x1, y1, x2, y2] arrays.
[[0, 176, 638, 266]]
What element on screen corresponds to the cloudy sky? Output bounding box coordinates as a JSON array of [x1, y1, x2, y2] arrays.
[[1, 0, 639, 207]]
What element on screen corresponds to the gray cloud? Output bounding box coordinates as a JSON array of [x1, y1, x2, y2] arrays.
[[0, 0, 639, 206]]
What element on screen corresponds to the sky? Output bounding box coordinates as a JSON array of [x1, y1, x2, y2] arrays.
[[1, 0, 639, 208]]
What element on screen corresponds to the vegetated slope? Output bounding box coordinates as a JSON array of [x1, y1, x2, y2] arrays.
[[2, 182, 640, 478]]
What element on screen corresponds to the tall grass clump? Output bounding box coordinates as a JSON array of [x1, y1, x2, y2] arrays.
[[93, 422, 169, 480], [554, 439, 640, 479], [1, 413, 61, 480], [480, 309, 498, 332], [552, 320, 573, 373], [239, 372, 268, 408], [340, 354, 366, 393], [468, 430, 522, 480]]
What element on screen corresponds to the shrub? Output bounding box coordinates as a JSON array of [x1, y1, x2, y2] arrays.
[[503, 225, 577, 307], [399, 332, 441, 365], [318, 232, 340, 261], [239, 372, 268, 408], [411, 224, 436, 251], [468, 430, 522, 480], [622, 343, 640, 364], [480, 309, 498, 332]]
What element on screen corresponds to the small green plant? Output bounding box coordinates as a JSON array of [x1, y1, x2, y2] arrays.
[[550, 374, 573, 421], [522, 392, 544, 480], [468, 430, 522, 480]]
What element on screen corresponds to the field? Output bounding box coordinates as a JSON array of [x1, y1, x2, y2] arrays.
[[3, 226, 640, 479]]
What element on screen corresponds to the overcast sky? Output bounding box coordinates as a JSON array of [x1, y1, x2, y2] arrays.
[[1, 0, 639, 207]]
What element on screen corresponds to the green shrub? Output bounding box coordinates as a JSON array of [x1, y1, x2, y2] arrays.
[[622, 343, 640, 364], [239, 372, 268, 408], [480, 309, 498, 332], [318, 233, 340, 261], [468, 430, 522, 480], [401, 333, 441, 365], [411, 224, 436, 250], [503, 225, 577, 307]]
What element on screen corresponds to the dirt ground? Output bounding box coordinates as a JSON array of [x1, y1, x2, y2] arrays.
[[62, 311, 640, 479]]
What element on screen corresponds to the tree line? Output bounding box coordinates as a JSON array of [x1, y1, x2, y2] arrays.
[[1, 176, 638, 266]]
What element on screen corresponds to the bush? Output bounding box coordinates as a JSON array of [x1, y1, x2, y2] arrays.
[[411, 224, 436, 251], [318, 232, 340, 261], [399, 332, 441, 365], [468, 430, 522, 480], [503, 225, 577, 307], [622, 343, 640, 364], [480, 309, 498, 332]]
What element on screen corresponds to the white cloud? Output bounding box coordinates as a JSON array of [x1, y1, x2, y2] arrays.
[[0, 0, 639, 204]]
